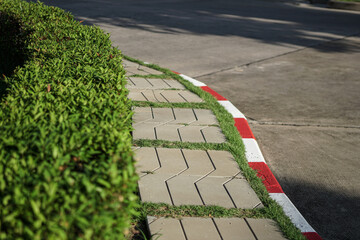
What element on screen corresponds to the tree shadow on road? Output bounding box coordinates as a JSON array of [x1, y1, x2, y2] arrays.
[[33, 0, 360, 53], [281, 178, 360, 240]]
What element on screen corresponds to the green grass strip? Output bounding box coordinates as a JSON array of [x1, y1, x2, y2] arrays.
[[139, 202, 267, 219]]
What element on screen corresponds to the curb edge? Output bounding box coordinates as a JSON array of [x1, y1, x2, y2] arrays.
[[173, 71, 323, 240]]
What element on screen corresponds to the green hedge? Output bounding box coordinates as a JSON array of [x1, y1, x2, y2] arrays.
[[0, 0, 138, 239]]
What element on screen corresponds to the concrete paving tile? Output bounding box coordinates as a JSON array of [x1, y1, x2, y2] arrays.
[[126, 77, 186, 89], [132, 107, 153, 124], [122, 59, 138, 68], [138, 174, 173, 204], [207, 150, 242, 177], [129, 89, 202, 103], [156, 148, 188, 175], [193, 109, 219, 125], [147, 217, 186, 240], [163, 79, 186, 89], [126, 77, 162, 89], [196, 177, 236, 208], [123, 60, 163, 75], [246, 218, 287, 240], [224, 178, 263, 209], [181, 149, 214, 176], [213, 218, 255, 240], [134, 147, 160, 177], [167, 175, 204, 206], [202, 126, 227, 143], [178, 126, 206, 142], [133, 122, 158, 140], [140, 66, 162, 75], [172, 108, 197, 124], [147, 217, 284, 240], [129, 89, 167, 102], [181, 218, 221, 240], [128, 89, 151, 102], [126, 77, 152, 89], [151, 107, 175, 123], [160, 90, 203, 103], [155, 124, 181, 141], [125, 67, 150, 76]]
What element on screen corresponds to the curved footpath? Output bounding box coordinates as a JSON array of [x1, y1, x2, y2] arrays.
[[124, 59, 322, 240]]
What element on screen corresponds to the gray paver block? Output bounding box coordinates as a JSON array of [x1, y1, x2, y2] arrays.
[[193, 109, 219, 125], [152, 107, 175, 123], [123, 60, 163, 76], [155, 124, 181, 141], [147, 217, 186, 240], [135, 148, 262, 209], [213, 218, 255, 240], [159, 90, 201, 103], [155, 148, 188, 175], [167, 175, 204, 206], [172, 108, 197, 124], [147, 217, 286, 240], [133, 122, 158, 140], [122, 59, 138, 68], [202, 126, 227, 143], [134, 147, 160, 177], [196, 177, 236, 208], [138, 174, 173, 204], [129, 89, 203, 103], [181, 218, 221, 240], [181, 149, 214, 176], [127, 77, 185, 89], [224, 178, 264, 209], [178, 125, 206, 142], [132, 107, 153, 124], [246, 218, 287, 240], [208, 150, 242, 177]]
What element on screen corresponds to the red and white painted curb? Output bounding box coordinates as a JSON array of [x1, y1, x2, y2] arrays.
[[173, 72, 323, 240]]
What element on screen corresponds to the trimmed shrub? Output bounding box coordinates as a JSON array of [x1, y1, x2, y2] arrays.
[[0, 0, 138, 239]]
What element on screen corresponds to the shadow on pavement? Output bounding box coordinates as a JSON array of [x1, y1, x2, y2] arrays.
[[34, 0, 360, 53], [283, 179, 360, 240]]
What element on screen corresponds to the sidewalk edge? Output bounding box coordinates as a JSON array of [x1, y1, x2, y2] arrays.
[[173, 71, 323, 240]]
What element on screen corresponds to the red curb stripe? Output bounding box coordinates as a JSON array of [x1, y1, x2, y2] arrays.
[[303, 232, 323, 240], [200, 86, 227, 100], [172, 70, 180, 74], [234, 118, 255, 139], [248, 162, 284, 193]]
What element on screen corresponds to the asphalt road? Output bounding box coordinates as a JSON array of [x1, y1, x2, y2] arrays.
[[30, 0, 360, 239]]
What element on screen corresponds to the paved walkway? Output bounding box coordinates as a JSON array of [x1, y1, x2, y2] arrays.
[[124, 60, 286, 239]]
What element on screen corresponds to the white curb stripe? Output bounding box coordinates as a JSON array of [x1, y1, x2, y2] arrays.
[[179, 74, 207, 87], [173, 69, 320, 238], [270, 193, 316, 233], [243, 138, 266, 163], [218, 100, 247, 119]]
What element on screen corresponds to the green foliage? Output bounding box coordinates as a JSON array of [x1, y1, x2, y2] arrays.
[[0, 0, 138, 239]]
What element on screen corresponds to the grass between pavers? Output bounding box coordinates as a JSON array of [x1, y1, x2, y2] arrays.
[[0, 1, 138, 239], [140, 202, 266, 219], [125, 55, 307, 240]]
